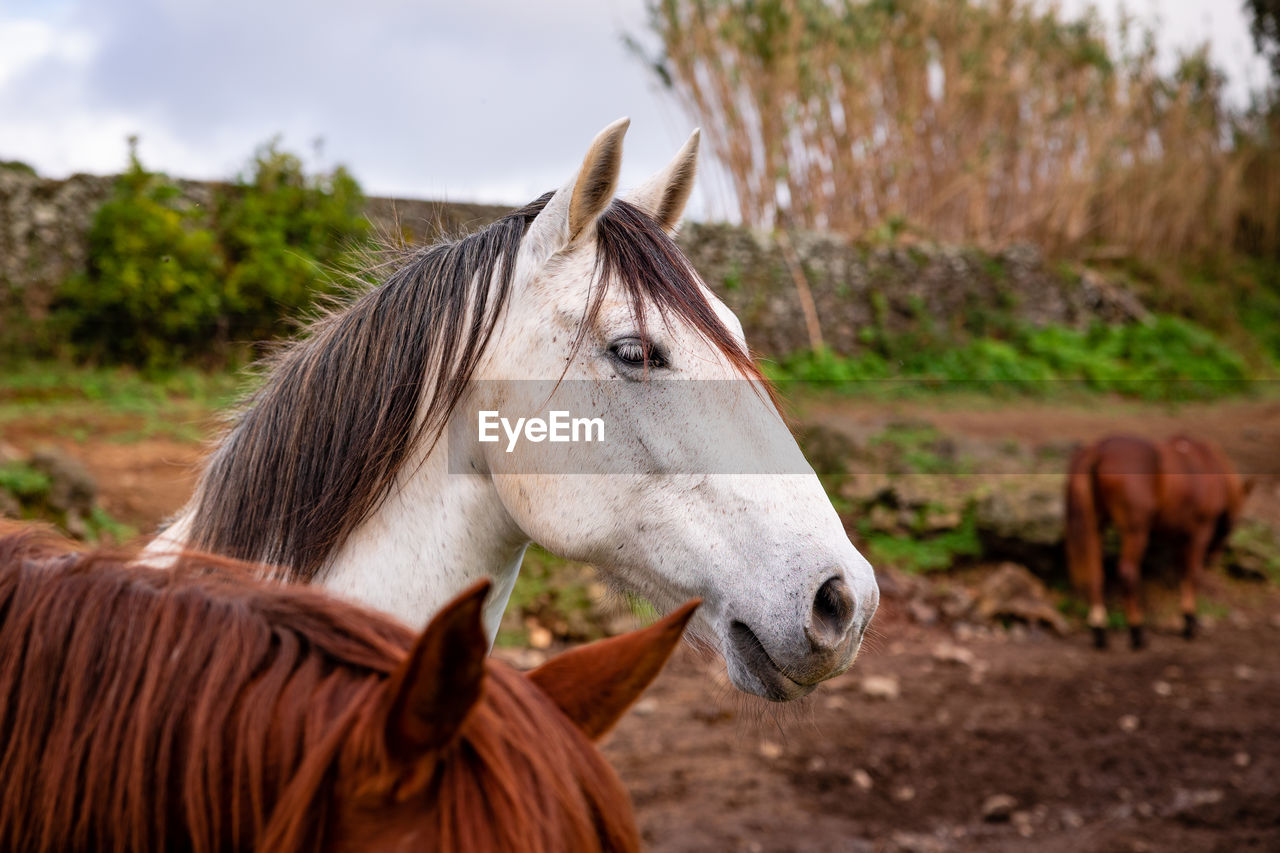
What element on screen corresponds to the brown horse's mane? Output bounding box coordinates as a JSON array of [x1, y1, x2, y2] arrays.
[[0, 527, 635, 852], [185, 195, 763, 581]]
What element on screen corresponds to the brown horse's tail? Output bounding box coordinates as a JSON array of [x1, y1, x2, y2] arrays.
[[1065, 444, 1103, 594]]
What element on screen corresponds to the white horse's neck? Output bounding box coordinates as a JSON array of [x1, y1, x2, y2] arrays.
[[316, 445, 529, 641]]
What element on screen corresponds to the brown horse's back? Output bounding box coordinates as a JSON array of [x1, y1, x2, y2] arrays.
[[1065, 434, 1245, 648], [1091, 435, 1161, 530]]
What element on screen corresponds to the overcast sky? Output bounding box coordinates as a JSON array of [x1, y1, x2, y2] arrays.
[[0, 0, 1270, 220]]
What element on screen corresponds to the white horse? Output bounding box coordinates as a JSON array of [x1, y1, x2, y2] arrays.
[[150, 119, 878, 701]]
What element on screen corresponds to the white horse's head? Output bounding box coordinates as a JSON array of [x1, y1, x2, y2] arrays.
[[464, 119, 879, 701]]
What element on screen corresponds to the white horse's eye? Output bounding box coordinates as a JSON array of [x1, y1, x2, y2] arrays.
[[609, 338, 667, 369]]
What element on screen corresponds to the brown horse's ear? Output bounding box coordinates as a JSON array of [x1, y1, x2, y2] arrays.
[[382, 579, 492, 756], [528, 599, 699, 741]]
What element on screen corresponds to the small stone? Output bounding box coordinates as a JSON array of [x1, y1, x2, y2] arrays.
[[982, 793, 1018, 821], [908, 600, 939, 625], [758, 740, 783, 759], [1011, 810, 1034, 837], [1170, 788, 1224, 813], [1061, 808, 1084, 829], [630, 698, 658, 717], [861, 675, 901, 700], [1152, 681, 1172, 697], [527, 625, 553, 649], [892, 784, 916, 802], [932, 641, 976, 667], [1118, 714, 1140, 733], [889, 831, 945, 853], [1234, 752, 1251, 767], [850, 768, 873, 790], [807, 756, 826, 772]]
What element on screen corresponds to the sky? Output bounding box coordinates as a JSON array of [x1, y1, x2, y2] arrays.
[[0, 0, 1271, 220]]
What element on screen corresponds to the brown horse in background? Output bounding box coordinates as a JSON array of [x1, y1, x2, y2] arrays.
[[0, 526, 696, 852], [1066, 435, 1249, 650]]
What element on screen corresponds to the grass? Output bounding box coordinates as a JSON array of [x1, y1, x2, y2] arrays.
[[0, 459, 135, 544], [495, 545, 602, 648], [860, 509, 982, 574], [0, 362, 249, 442], [763, 316, 1260, 402], [0, 461, 53, 499]]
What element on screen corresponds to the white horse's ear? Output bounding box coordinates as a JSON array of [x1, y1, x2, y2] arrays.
[[519, 117, 629, 272], [624, 128, 699, 235]]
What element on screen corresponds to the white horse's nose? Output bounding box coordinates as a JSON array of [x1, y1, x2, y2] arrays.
[[805, 575, 860, 653]]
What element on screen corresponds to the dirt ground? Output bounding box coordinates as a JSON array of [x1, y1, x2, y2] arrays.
[[5, 396, 1279, 852]]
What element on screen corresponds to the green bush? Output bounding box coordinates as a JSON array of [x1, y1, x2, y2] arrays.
[[57, 146, 225, 366], [217, 140, 368, 344], [55, 138, 369, 369], [769, 315, 1252, 400]]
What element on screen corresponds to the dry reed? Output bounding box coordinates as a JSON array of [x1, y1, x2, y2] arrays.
[[639, 0, 1280, 260]]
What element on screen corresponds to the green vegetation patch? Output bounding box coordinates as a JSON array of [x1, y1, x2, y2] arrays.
[[860, 508, 982, 574], [765, 315, 1253, 401], [53, 138, 369, 369]]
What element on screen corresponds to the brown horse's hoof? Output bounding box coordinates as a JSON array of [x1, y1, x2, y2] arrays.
[[1183, 614, 1198, 640], [1130, 625, 1146, 650], [1092, 627, 1108, 650]]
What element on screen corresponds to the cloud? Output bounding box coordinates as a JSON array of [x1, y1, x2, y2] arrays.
[[0, 0, 693, 208]]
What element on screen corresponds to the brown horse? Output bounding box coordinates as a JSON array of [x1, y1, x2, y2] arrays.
[[1066, 435, 1249, 650], [0, 526, 696, 852]]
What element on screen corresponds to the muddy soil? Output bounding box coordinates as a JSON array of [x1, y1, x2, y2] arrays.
[[605, 584, 1280, 852], [4, 396, 1279, 852]]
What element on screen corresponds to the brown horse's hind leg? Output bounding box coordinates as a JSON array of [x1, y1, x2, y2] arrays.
[[1181, 526, 1213, 640], [1087, 574, 1108, 650], [1117, 525, 1150, 650]]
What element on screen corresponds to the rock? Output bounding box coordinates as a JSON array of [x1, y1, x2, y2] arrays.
[[970, 562, 1068, 634], [975, 488, 1064, 547], [1152, 681, 1172, 697], [758, 740, 783, 760], [982, 794, 1018, 822], [889, 831, 947, 853], [907, 600, 939, 625], [932, 641, 976, 667], [867, 504, 903, 534], [1234, 752, 1251, 767], [793, 423, 861, 477], [0, 488, 19, 519], [1167, 788, 1224, 816], [850, 768, 874, 790], [892, 784, 916, 802], [1118, 714, 1140, 733], [860, 675, 901, 700], [526, 623, 552, 649], [935, 586, 976, 622], [630, 698, 658, 717], [29, 447, 97, 514]]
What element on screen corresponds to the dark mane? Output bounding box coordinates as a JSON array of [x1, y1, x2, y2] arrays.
[[0, 528, 637, 852], [186, 195, 761, 580]]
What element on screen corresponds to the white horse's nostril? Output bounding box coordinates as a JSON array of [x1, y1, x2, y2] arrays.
[[807, 575, 856, 652]]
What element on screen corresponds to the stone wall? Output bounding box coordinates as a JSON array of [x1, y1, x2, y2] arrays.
[[0, 168, 1147, 359], [678, 224, 1146, 358]]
